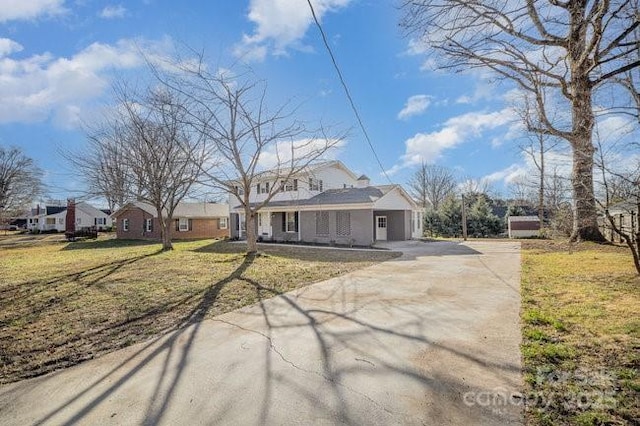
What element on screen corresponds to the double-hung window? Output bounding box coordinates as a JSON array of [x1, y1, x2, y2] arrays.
[[309, 178, 323, 191], [145, 218, 153, 232], [219, 217, 228, 229], [282, 179, 298, 192], [179, 218, 189, 232], [257, 182, 270, 194], [285, 212, 297, 232], [123, 218, 129, 231]]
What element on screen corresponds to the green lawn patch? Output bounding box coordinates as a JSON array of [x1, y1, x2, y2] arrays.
[[0, 236, 399, 384], [521, 241, 639, 425]]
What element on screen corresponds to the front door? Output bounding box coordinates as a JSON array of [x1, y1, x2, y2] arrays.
[[376, 215, 387, 241], [258, 211, 271, 238]]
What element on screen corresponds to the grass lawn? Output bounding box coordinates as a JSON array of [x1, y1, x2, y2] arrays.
[[0, 236, 399, 384], [520, 240, 639, 425]]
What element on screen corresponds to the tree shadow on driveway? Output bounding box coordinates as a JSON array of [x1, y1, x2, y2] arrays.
[[14, 242, 524, 425]]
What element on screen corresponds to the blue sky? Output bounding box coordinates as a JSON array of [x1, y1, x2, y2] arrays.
[[0, 0, 601, 203]]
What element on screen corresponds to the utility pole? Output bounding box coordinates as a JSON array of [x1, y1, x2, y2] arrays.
[[461, 194, 467, 241]]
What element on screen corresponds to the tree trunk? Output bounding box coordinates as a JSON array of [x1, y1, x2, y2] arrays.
[[245, 208, 257, 254], [539, 138, 545, 224], [567, 3, 605, 243], [569, 84, 605, 242], [160, 216, 173, 250]]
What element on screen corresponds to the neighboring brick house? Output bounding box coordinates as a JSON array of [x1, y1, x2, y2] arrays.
[[111, 201, 229, 240]]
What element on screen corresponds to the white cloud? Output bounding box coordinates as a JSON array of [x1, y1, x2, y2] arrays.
[[0, 38, 173, 126], [258, 138, 346, 170], [398, 94, 432, 120], [234, 0, 352, 62], [0, 38, 23, 57], [0, 0, 65, 22], [99, 5, 127, 19], [483, 164, 527, 184], [387, 108, 516, 175]]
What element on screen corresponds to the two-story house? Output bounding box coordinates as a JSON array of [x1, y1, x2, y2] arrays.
[[229, 161, 423, 246]]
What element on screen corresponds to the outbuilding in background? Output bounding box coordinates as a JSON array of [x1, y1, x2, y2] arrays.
[[507, 215, 541, 238]]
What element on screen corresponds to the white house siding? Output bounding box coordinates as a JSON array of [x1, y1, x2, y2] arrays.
[[229, 163, 359, 207], [39, 211, 66, 232], [76, 204, 112, 230], [29, 203, 112, 232], [373, 188, 414, 211]]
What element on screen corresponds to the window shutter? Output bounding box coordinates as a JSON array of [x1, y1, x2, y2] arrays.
[[309, 178, 313, 190], [265, 182, 270, 192], [282, 213, 286, 231], [293, 179, 298, 191], [294, 212, 299, 233], [188, 219, 193, 231], [217, 218, 221, 229], [94, 218, 97, 225], [175, 219, 179, 231], [256, 183, 260, 193]]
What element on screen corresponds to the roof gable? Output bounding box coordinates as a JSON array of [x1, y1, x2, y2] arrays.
[[373, 185, 418, 210]]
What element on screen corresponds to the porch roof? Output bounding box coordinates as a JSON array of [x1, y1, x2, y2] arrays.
[[233, 185, 409, 212]]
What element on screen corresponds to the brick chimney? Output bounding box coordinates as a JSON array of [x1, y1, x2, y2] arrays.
[[66, 198, 76, 234]]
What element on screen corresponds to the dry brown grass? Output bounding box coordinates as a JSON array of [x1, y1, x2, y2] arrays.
[[521, 240, 639, 425], [0, 237, 399, 384]]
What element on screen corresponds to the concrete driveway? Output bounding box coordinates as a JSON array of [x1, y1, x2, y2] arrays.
[[0, 240, 522, 425]]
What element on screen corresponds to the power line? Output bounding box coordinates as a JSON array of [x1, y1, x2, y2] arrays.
[[305, 0, 393, 185]]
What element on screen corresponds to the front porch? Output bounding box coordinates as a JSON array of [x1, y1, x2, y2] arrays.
[[231, 208, 420, 246]]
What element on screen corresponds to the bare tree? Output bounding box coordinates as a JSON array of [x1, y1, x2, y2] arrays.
[[151, 62, 345, 254], [459, 177, 493, 198], [595, 137, 640, 274], [400, 0, 639, 242], [0, 146, 43, 227], [85, 83, 206, 250], [407, 162, 457, 210], [520, 133, 561, 222], [508, 176, 537, 205], [545, 167, 572, 214], [65, 129, 131, 214]]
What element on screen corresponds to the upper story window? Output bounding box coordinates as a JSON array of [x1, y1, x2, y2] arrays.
[[234, 186, 244, 196], [309, 177, 323, 191], [257, 182, 270, 194], [281, 179, 298, 192]]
